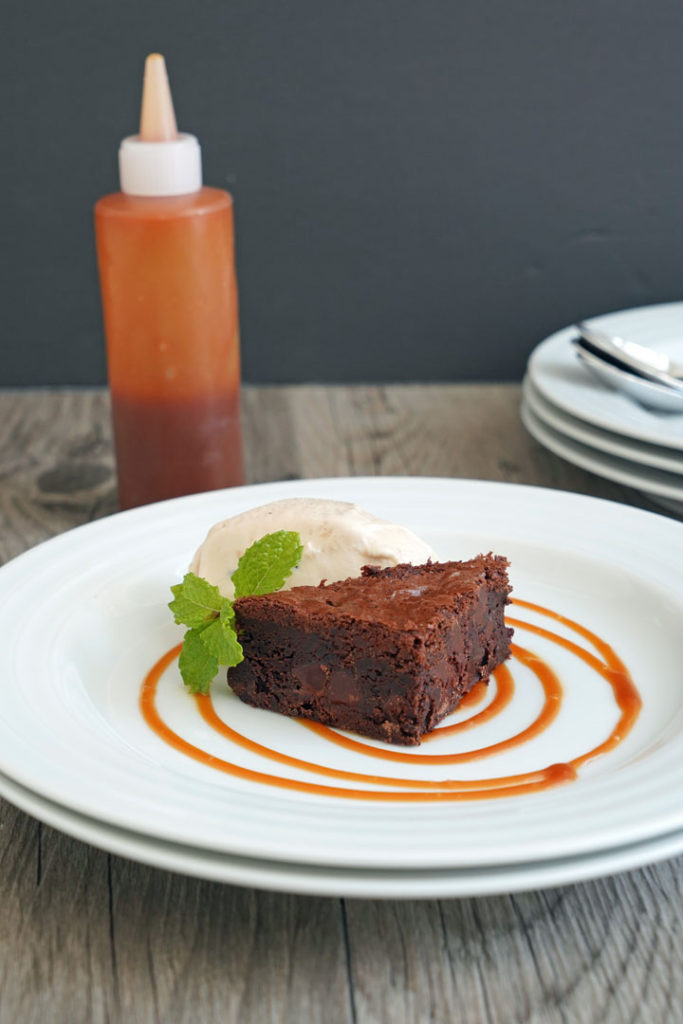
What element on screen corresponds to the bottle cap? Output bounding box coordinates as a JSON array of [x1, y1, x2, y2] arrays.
[[118, 54, 202, 197], [119, 134, 202, 196]]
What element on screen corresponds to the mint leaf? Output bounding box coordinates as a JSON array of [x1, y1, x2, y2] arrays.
[[169, 573, 226, 628], [178, 628, 219, 695], [219, 601, 236, 632], [231, 530, 303, 599], [201, 613, 243, 666], [170, 531, 301, 694]]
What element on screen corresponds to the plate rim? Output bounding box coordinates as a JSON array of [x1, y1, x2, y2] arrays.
[[2, 765, 682, 899], [523, 375, 683, 476], [520, 399, 683, 502]]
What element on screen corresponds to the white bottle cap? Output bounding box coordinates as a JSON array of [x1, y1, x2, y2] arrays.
[[119, 133, 202, 196]]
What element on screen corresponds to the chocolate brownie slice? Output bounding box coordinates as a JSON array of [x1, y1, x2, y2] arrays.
[[228, 556, 513, 746]]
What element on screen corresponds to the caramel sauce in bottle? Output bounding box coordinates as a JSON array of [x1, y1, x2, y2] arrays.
[[95, 55, 244, 509]]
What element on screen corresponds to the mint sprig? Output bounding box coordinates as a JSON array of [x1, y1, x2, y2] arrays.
[[169, 530, 302, 694]]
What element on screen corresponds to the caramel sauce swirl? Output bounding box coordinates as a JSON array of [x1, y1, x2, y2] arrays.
[[139, 599, 641, 801]]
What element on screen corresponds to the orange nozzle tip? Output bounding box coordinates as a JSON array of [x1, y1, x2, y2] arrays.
[[139, 52, 178, 142]]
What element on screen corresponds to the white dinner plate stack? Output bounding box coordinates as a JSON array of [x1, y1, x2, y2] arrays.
[[1, 477, 683, 899], [523, 302, 683, 516]]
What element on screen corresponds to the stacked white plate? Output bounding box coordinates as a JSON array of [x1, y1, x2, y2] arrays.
[[523, 302, 683, 516], [1, 477, 683, 899]]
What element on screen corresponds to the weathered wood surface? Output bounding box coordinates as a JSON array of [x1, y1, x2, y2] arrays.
[[0, 385, 680, 1024]]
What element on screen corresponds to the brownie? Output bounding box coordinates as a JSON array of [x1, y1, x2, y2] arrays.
[[228, 556, 513, 746]]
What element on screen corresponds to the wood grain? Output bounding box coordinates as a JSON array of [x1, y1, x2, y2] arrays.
[[109, 862, 351, 1024], [0, 386, 680, 1024]]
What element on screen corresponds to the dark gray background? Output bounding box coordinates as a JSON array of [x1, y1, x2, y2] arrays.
[[3, 0, 683, 385]]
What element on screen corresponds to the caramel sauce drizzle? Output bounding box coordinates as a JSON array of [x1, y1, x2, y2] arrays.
[[299, 648, 560, 764], [430, 673, 512, 735], [139, 599, 642, 802], [508, 599, 641, 769]]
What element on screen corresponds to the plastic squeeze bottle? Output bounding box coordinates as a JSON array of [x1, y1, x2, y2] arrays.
[[95, 54, 245, 509]]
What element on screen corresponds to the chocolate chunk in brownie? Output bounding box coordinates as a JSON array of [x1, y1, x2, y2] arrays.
[[228, 556, 513, 746]]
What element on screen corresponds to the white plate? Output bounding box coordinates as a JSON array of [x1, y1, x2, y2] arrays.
[[1, 478, 683, 871], [528, 302, 683, 449], [523, 376, 683, 476], [521, 400, 683, 511], [2, 766, 682, 899]]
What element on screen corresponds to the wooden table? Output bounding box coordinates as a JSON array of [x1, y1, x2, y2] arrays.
[[0, 385, 680, 1023]]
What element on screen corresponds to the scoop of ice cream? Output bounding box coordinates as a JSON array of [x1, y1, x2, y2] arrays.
[[189, 497, 436, 599]]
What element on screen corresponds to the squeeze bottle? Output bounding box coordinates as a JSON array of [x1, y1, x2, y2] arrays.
[[95, 54, 244, 509]]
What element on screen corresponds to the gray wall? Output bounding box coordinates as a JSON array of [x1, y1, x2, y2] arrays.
[[3, 0, 683, 386]]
